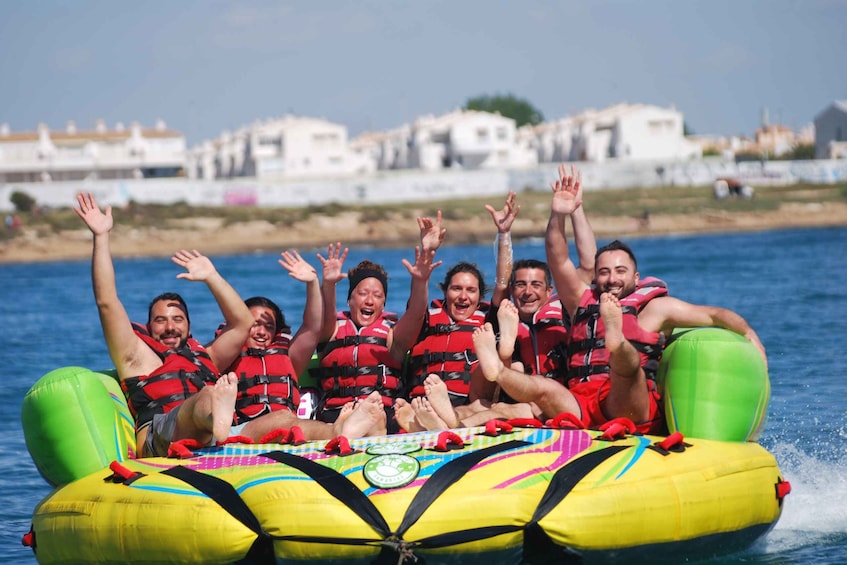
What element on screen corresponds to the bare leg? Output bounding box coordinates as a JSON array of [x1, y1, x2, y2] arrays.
[[468, 363, 498, 403], [412, 396, 449, 430], [489, 402, 536, 420], [473, 323, 581, 418], [599, 293, 650, 422], [241, 409, 333, 441], [450, 398, 490, 425], [457, 400, 536, 427], [241, 409, 299, 440], [241, 398, 359, 442], [424, 374, 460, 428]]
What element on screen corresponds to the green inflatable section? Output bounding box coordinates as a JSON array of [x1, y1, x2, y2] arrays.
[[657, 328, 770, 442], [22, 367, 136, 487]]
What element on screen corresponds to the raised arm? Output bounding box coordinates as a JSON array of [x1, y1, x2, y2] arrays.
[[641, 297, 767, 367], [279, 250, 322, 375], [172, 249, 253, 372], [545, 165, 591, 316], [74, 192, 150, 377], [317, 242, 348, 342], [389, 245, 441, 362], [570, 194, 597, 286], [486, 191, 520, 307]]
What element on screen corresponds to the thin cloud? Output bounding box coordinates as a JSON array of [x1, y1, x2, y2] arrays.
[[700, 43, 759, 74], [220, 4, 291, 28], [52, 46, 93, 73]]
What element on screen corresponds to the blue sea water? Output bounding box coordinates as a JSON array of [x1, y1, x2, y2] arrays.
[[2, 225, 846, 564]]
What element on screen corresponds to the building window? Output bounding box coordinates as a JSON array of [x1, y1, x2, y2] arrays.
[[59, 144, 86, 157], [496, 127, 507, 140], [313, 133, 339, 145], [259, 136, 281, 149], [647, 120, 673, 135], [477, 128, 489, 142]]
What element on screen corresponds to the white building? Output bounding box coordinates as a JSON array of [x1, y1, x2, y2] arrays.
[[185, 103, 702, 180], [814, 101, 847, 159], [411, 109, 537, 170], [523, 103, 701, 163], [187, 115, 372, 180], [518, 118, 577, 165], [685, 134, 754, 159], [754, 123, 810, 158], [1, 102, 708, 188], [348, 125, 410, 171], [0, 120, 185, 183]]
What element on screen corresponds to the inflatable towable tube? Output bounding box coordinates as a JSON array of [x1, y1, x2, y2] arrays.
[[21, 329, 786, 564]]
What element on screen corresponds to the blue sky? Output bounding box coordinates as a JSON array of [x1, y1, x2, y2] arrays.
[[1, 0, 844, 146]]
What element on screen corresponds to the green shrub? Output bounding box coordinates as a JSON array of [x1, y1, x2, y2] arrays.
[[10, 191, 36, 213]]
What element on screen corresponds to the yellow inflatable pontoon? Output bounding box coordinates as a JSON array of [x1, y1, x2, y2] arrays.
[[22, 329, 789, 564]]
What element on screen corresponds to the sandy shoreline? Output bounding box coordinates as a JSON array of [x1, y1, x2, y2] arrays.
[[2, 201, 846, 265]]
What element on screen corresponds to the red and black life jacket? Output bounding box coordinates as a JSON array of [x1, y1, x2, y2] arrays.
[[121, 326, 219, 430], [225, 332, 300, 424], [407, 299, 490, 401], [566, 277, 668, 388], [311, 311, 401, 410], [515, 295, 569, 382]]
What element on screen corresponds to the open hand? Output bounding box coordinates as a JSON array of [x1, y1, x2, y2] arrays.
[[485, 191, 520, 233], [279, 249, 318, 283], [317, 242, 349, 284], [74, 192, 113, 236]]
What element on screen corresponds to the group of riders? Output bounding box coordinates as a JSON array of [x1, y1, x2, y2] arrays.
[[75, 165, 765, 458]]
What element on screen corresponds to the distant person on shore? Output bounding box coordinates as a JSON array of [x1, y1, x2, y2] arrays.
[[311, 213, 442, 432], [74, 192, 254, 457], [7, 213, 21, 231], [714, 177, 754, 200], [472, 169, 767, 433], [214, 252, 386, 440]]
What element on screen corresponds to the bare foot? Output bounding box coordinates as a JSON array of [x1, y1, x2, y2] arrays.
[[394, 398, 424, 432], [338, 402, 355, 424], [366, 406, 387, 437], [497, 298, 519, 362], [473, 323, 504, 383], [331, 401, 356, 435], [599, 293, 624, 353], [424, 374, 460, 428], [338, 393, 385, 438], [412, 396, 448, 430], [361, 392, 387, 436], [211, 372, 239, 443]]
